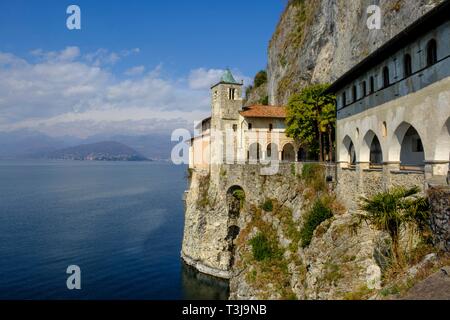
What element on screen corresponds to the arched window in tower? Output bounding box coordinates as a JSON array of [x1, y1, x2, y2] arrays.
[[383, 66, 390, 88], [404, 54, 412, 77], [369, 76, 375, 94], [228, 88, 236, 100], [427, 39, 437, 67], [352, 85, 357, 102]]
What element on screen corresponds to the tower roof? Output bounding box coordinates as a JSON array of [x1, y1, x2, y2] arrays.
[[220, 69, 239, 84]]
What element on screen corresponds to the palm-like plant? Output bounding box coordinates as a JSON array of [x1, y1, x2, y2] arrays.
[[359, 186, 430, 265]]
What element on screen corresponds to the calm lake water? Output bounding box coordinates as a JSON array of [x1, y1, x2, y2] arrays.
[[0, 160, 228, 300]]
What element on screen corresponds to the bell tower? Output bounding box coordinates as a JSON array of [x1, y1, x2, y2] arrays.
[[210, 69, 243, 131]]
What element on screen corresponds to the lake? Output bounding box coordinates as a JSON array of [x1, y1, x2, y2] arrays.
[[0, 160, 228, 300]]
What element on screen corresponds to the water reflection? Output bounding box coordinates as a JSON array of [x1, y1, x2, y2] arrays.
[[181, 262, 229, 300]]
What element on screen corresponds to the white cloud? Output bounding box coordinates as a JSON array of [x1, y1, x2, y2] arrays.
[[124, 65, 146, 76], [31, 46, 80, 62], [0, 48, 250, 138]]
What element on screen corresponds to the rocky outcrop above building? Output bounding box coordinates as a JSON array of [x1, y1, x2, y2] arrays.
[[268, 0, 443, 105], [244, 82, 268, 106]]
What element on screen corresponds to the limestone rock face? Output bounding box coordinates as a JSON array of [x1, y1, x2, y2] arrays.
[[244, 82, 268, 106], [268, 0, 442, 105]]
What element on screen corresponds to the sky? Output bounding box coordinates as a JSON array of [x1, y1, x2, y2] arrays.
[[0, 0, 285, 138]]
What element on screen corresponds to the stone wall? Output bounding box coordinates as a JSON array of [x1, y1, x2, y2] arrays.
[[182, 163, 306, 279], [336, 164, 427, 211], [428, 186, 450, 252]]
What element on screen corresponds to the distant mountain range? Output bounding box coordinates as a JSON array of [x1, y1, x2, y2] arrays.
[[36, 141, 149, 161], [0, 130, 178, 160]]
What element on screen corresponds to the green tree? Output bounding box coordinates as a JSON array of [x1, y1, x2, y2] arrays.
[[254, 70, 267, 88], [286, 84, 335, 161], [318, 102, 336, 161], [359, 186, 430, 265]]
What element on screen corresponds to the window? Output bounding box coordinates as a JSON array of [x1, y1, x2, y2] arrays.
[[404, 54, 412, 77], [383, 67, 390, 88], [427, 39, 437, 66], [352, 85, 357, 102], [369, 76, 375, 93], [248, 123, 252, 130], [269, 124, 273, 132], [342, 91, 347, 107], [228, 88, 236, 100], [362, 81, 367, 97], [233, 124, 238, 132]]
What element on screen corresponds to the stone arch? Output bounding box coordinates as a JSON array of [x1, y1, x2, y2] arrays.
[[266, 143, 279, 161], [281, 143, 295, 162], [434, 117, 450, 161], [390, 122, 425, 168], [247, 142, 262, 163], [361, 130, 383, 165], [226, 186, 244, 269], [342, 135, 356, 165]]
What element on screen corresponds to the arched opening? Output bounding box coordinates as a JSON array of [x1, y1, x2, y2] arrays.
[[266, 143, 279, 161], [247, 143, 261, 163], [427, 39, 437, 67], [362, 130, 383, 168], [370, 136, 383, 167], [226, 186, 245, 269], [395, 124, 425, 170], [404, 54, 412, 77], [383, 66, 390, 88], [281, 143, 295, 162], [342, 135, 356, 166]]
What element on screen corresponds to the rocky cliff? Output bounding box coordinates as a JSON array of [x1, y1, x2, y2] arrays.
[[267, 0, 443, 105]]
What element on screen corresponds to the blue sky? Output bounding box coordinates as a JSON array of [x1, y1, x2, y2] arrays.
[[0, 1, 285, 138], [0, 0, 284, 81]]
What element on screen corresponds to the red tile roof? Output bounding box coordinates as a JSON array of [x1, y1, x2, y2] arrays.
[[239, 105, 287, 119]]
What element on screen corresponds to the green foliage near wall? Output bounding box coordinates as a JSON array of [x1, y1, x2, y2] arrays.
[[254, 70, 268, 88], [359, 186, 430, 264], [301, 163, 326, 192], [262, 199, 274, 212], [286, 83, 336, 161], [249, 233, 280, 261], [260, 95, 269, 105], [232, 189, 246, 208], [300, 198, 333, 247]]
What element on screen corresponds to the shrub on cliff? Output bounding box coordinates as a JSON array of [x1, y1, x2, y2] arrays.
[[358, 186, 430, 265], [300, 198, 333, 247], [261, 199, 274, 212], [232, 189, 246, 208], [250, 233, 275, 261], [301, 163, 326, 192], [254, 70, 267, 88]]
